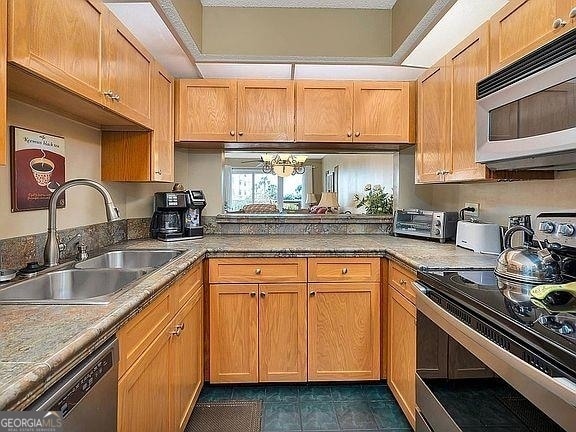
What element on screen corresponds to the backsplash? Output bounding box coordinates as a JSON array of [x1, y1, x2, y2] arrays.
[[0, 218, 151, 271]]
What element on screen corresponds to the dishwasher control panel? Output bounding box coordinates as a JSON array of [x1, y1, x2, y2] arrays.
[[49, 351, 114, 417]]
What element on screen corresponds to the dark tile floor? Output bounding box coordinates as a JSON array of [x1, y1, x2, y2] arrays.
[[197, 382, 412, 431]]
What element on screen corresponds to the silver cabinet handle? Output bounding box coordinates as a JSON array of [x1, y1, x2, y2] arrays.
[[250, 291, 256, 297], [238, 131, 244, 136], [553, 18, 567, 29], [354, 132, 360, 137], [110, 93, 121, 101], [435, 170, 441, 175], [400, 279, 407, 285], [255, 268, 262, 275], [341, 268, 348, 274], [570, 7, 576, 19], [170, 323, 184, 336], [103, 90, 114, 98], [309, 291, 316, 297], [230, 131, 236, 136], [260, 292, 266, 298], [155, 170, 162, 175], [347, 131, 352, 137]]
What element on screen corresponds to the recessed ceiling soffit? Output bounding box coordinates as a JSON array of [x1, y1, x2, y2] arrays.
[[157, 0, 456, 65]]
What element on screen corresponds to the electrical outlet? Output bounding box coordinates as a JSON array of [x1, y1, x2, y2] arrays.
[[464, 202, 480, 218]]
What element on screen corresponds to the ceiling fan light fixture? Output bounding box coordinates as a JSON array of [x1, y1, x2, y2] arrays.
[[261, 153, 306, 177]]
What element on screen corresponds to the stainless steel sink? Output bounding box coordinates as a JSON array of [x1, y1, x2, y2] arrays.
[[0, 269, 145, 305], [75, 250, 182, 270]]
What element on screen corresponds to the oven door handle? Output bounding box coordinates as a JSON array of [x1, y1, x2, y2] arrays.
[[414, 282, 576, 431]]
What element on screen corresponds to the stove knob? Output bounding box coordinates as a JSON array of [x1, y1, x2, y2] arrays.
[[558, 224, 575, 237], [434, 220, 442, 227], [434, 228, 441, 235], [538, 221, 555, 233]]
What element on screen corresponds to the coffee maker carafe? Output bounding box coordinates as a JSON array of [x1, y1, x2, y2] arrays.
[[150, 190, 206, 241]]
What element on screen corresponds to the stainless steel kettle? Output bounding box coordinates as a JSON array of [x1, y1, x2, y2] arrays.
[[495, 226, 563, 284]]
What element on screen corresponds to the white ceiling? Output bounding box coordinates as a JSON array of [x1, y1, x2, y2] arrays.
[[200, 0, 397, 9], [293, 64, 424, 80], [196, 63, 293, 79], [403, 0, 508, 68]]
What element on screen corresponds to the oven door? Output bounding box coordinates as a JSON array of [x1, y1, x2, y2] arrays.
[[476, 52, 576, 170], [414, 282, 576, 432]]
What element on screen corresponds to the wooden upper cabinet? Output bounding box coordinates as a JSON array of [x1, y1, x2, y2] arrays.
[[104, 13, 152, 128], [151, 63, 174, 182], [237, 80, 295, 142], [353, 82, 416, 143], [489, 0, 572, 72], [8, 0, 107, 104], [445, 22, 490, 182], [296, 81, 353, 142], [175, 79, 237, 142], [0, 0, 6, 166], [417, 59, 450, 184]]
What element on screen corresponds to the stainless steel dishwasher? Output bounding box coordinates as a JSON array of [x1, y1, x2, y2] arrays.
[[28, 337, 119, 432]]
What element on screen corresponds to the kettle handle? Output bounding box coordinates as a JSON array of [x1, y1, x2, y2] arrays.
[[503, 225, 535, 249]]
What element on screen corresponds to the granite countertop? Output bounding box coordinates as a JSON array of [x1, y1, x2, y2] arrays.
[[0, 234, 497, 410]]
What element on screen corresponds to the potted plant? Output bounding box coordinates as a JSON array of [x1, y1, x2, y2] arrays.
[[354, 184, 393, 215]]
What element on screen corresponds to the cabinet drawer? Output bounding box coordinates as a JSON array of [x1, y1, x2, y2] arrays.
[[209, 258, 307, 283], [389, 261, 416, 304], [308, 257, 380, 282], [172, 262, 203, 313], [118, 290, 172, 377]]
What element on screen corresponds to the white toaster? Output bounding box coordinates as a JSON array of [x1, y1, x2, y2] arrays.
[[456, 221, 502, 254]]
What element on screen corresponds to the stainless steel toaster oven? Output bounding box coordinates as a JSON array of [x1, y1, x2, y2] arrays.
[[394, 210, 458, 243]]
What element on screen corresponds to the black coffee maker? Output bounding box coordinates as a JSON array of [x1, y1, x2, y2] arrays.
[[150, 190, 206, 241]]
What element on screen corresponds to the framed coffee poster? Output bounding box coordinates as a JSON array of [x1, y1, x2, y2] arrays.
[[10, 126, 66, 212]]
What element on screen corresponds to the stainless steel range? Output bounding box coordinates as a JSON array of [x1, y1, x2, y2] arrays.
[[415, 213, 576, 432]]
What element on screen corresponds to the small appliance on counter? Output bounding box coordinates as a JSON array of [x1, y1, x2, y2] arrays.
[[393, 209, 458, 243], [150, 189, 206, 241], [508, 214, 533, 244], [456, 220, 502, 254]]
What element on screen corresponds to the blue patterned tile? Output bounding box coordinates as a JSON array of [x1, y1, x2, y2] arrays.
[[231, 385, 267, 401], [330, 384, 366, 401], [369, 401, 411, 430], [300, 402, 339, 431], [265, 386, 300, 402], [362, 384, 395, 401], [198, 385, 233, 402], [334, 401, 378, 430], [262, 402, 301, 431], [299, 385, 333, 402]]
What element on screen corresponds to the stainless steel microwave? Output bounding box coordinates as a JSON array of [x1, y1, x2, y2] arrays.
[[476, 28, 576, 170]]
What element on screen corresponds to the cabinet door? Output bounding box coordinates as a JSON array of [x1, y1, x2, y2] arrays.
[[353, 81, 415, 143], [387, 287, 416, 429], [118, 331, 171, 432], [308, 282, 380, 381], [175, 79, 237, 142], [237, 80, 295, 142], [416, 60, 450, 184], [445, 23, 490, 182], [151, 63, 174, 182], [210, 284, 259, 383], [296, 81, 353, 142], [171, 289, 204, 432], [8, 0, 107, 104], [489, 0, 568, 72], [259, 283, 307, 382], [101, 131, 151, 182], [104, 14, 153, 128]]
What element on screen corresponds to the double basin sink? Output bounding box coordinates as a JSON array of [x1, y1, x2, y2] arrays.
[[0, 250, 182, 305]]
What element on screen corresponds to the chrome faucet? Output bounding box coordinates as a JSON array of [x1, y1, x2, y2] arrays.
[[44, 179, 120, 266]]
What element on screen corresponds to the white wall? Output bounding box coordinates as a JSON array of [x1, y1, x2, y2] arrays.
[[0, 100, 129, 239], [322, 153, 395, 213], [428, 171, 576, 226]]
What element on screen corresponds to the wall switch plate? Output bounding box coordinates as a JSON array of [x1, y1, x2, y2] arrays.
[[464, 202, 480, 218]]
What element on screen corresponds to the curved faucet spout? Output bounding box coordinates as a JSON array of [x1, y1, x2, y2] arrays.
[[44, 179, 120, 267]]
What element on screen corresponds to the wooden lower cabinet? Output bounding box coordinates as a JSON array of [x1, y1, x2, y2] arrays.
[[118, 264, 204, 432], [209, 283, 307, 383], [387, 286, 416, 429], [259, 283, 307, 382], [308, 282, 380, 381], [118, 330, 171, 432], [171, 289, 204, 432]]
